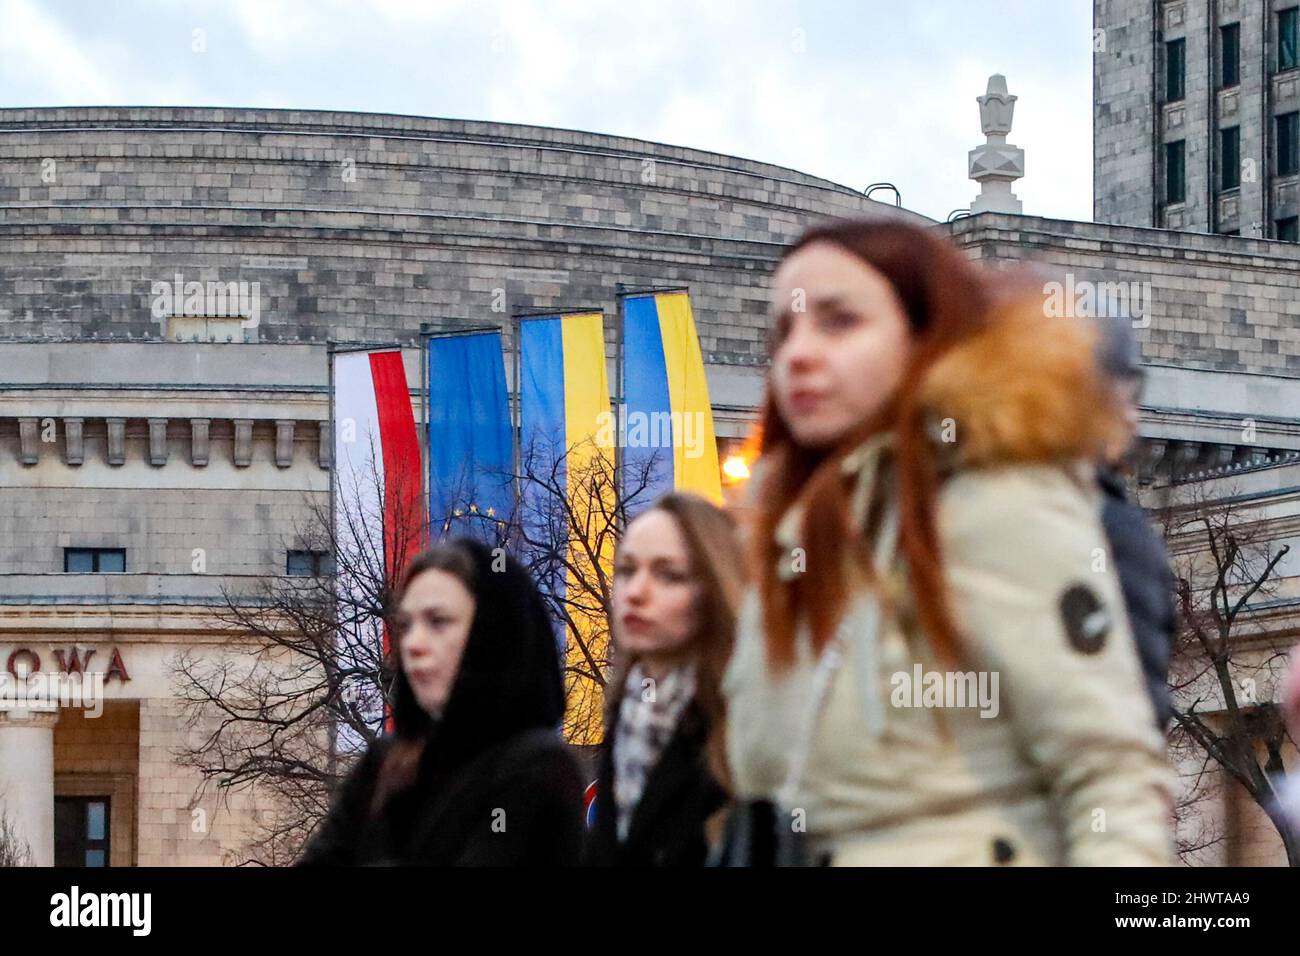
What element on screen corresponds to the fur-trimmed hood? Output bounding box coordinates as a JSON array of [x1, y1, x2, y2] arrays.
[[914, 297, 1127, 471]]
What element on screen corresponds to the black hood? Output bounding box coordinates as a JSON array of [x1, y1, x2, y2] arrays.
[[389, 539, 565, 773]]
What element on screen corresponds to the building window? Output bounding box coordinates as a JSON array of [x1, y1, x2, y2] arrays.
[[1278, 112, 1300, 175], [287, 550, 334, 577], [1277, 216, 1300, 241], [63, 548, 126, 572], [1221, 23, 1241, 87], [165, 316, 249, 344], [1166, 140, 1186, 204], [1166, 38, 1186, 101], [1221, 127, 1241, 190], [1281, 8, 1299, 72], [54, 797, 110, 867]]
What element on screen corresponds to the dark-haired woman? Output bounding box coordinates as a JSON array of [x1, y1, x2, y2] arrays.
[[584, 493, 743, 866], [297, 539, 583, 866], [723, 219, 1175, 866]]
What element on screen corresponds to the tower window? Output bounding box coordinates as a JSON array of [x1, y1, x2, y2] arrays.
[[1166, 38, 1186, 101], [1280, 8, 1299, 72], [1166, 141, 1186, 204], [1221, 23, 1240, 88], [1278, 112, 1299, 175], [1221, 127, 1241, 190]]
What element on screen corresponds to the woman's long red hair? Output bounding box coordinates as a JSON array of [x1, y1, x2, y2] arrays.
[[752, 219, 992, 669]]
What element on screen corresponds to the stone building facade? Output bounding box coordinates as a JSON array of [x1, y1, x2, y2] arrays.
[[0, 106, 921, 866], [1093, 1, 1300, 864], [951, 213, 1300, 864], [0, 105, 1296, 866], [1095, 0, 1300, 238]]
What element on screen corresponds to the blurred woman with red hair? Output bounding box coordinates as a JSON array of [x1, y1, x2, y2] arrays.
[[721, 219, 1175, 866]]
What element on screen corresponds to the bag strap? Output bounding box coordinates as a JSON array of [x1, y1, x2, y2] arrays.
[[776, 501, 899, 809]]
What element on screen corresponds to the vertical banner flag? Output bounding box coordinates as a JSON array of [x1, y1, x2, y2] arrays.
[[621, 290, 722, 513], [426, 331, 513, 542], [518, 311, 614, 744], [332, 348, 424, 739]]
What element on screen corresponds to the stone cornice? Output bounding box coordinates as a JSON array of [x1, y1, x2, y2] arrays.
[[0, 415, 330, 470], [0, 105, 925, 209], [949, 212, 1300, 267]]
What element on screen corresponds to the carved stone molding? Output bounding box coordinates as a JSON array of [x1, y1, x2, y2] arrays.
[[63, 417, 84, 466], [190, 418, 210, 467], [18, 417, 38, 465], [318, 421, 332, 469], [147, 418, 169, 466], [233, 419, 254, 468], [106, 418, 126, 466], [274, 420, 295, 469], [2, 415, 333, 470], [1140, 436, 1295, 485]]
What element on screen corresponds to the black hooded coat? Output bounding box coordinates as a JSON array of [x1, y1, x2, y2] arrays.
[[297, 540, 583, 866]]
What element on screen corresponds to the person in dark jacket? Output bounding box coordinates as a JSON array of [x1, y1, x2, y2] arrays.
[[1096, 314, 1178, 731], [297, 539, 583, 866], [585, 493, 743, 867]]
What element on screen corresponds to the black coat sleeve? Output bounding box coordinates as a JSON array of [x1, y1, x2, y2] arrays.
[[1100, 489, 1177, 730], [295, 741, 386, 867], [449, 738, 585, 866]]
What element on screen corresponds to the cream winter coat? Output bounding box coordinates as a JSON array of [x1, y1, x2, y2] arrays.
[[723, 309, 1176, 866]]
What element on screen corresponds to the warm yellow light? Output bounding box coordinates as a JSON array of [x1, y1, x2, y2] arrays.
[[722, 454, 751, 483]]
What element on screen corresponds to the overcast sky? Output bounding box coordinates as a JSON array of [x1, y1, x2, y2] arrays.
[[0, 0, 1094, 223]]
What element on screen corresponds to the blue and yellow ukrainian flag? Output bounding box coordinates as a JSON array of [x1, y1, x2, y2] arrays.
[[621, 290, 722, 512], [518, 311, 614, 743]]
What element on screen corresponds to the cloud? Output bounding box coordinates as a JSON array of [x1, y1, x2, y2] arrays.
[[0, 0, 1094, 222], [0, 0, 118, 103]]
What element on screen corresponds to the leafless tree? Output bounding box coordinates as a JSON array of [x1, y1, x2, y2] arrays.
[[0, 801, 34, 867], [501, 435, 661, 746], [172, 432, 661, 863], [173, 439, 426, 865], [1157, 479, 1297, 866]]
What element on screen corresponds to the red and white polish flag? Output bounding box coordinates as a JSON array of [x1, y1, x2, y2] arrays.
[[332, 349, 425, 735]]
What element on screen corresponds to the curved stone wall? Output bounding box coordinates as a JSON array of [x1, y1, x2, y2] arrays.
[[0, 107, 923, 361]]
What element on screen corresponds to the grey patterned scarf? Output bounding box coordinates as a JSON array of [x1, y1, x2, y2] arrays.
[[611, 660, 697, 842]]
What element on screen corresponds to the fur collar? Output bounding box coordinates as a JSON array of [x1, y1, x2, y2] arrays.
[[915, 299, 1125, 471], [766, 299, 1122, 561]]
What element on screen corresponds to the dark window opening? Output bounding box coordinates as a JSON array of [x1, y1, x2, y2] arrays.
[[1166, 140, 1186, 204], [1166, 38, 1186, 101], [63, 548, 126, 573], [1277, 216, 1299, 241], [1222, 23, 1241, 88], [1280, 8, 1299, 72], [54, 797, 110, 867], [1221, 127, 1241, 190], [287, 550, 335, 577], [1278, 112, 1300, 175]]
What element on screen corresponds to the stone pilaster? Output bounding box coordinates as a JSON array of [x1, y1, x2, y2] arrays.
[[0, 707, 60, 867]]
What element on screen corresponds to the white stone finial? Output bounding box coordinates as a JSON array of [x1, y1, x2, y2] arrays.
[[969, 73, 1025, 214]]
